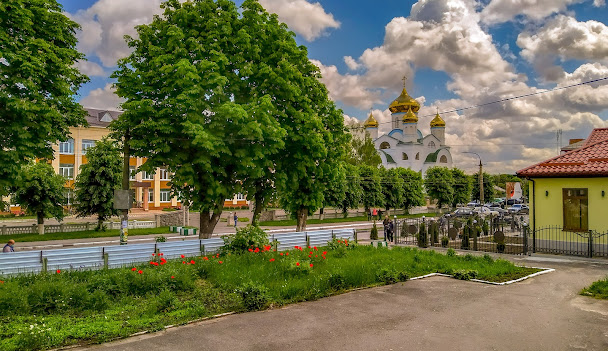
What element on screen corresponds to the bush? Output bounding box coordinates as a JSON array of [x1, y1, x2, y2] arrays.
[[430, 221, 439, 244], [222, 225, 270, 254], [417, 222, 428, 248], [328, 273, 346, 291], [370, 222, 378, 240], [441, 236, 449, 248], [496, 242, 506, 253], [446, 248, 456, 257], [155, 235, 167, 243], [452, 269, 478, 281], [376, 268, 398, 285], [237, 282, 271, 311], [237, 217, 249, 222]]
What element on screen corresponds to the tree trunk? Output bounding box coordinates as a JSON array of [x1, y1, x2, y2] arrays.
[[37, 212, 44, 235], [319, 207, 324, 220], [251, 191, 264, 226], [199, 208, 223, 239], [295, 207, 308, 232], [97, 217, 104, 231]]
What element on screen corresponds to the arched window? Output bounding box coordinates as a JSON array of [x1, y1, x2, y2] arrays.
[[380, 142, 390, 150], [402, 153, 408, 160], [428, 141, 436, 148], [415, 152, 420, 160], [440, 155, 448, 163]]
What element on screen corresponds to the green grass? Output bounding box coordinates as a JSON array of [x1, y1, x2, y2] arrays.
[[259, 213, 437, 226], [0, 243, 540, 350], [0, 215, 36, 221], [581, 276, 608, 299], [7, 227, 171, 243]]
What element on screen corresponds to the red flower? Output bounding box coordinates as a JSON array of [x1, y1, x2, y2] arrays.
[[160, 258, 167, 264], [56, 269, 61, 274], [294, 246, 299, 249], [308, 246, 311, 249], [286, 252, 289, 256], [138, 270, 143, 274], [296, 262, 300, 266], [310, 263, 313, 267], [182, 261, 186, 264], [309, 251, 313, 255], [0, 281, 4, 284], [152, 253, 155, 256], [181, 254, 185, 258], [171, 276, 175, 279], [218, 261, 223, 264], [313, 246, 317, 250], [248, 248, 253, 252], [322, 251, 327, 255], [279, 253, 284, 256], [265, 245, 272, 251], [315, 255, 318, 258], [254, 248, 260, 253], [190, 260, 196, 264], [159, 253, 164, 256], [269, 258, 275, 262], [203, 257, 209, 261], [131, 267, 137, 271], [323, 256, 326, 260], [308, 255, 312, 258]]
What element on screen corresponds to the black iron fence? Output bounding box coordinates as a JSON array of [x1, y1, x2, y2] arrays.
[[531, 226, 607, 258]]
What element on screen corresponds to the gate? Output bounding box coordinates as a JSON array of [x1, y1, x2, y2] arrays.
[[532, 226, 608, 258]]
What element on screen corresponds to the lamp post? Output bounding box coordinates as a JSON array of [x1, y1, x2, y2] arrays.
[[463, 152, 483, 207]]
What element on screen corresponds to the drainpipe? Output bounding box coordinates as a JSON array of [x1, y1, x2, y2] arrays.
[[529, 178, 536, 253]]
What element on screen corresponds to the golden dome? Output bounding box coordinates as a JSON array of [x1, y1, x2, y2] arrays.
[[389, 87, 420, 113], [363, 111, 379, 128], [430, 111, 446, 128], [402, 106, 418, 124]]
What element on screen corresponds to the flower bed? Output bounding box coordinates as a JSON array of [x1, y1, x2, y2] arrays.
[[0, 240, 540, 350]]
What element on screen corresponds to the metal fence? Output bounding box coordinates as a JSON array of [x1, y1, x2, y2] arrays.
[[531, 226, 608, 258], [0, 229, 355, 276], [0, 220, 156, 236]]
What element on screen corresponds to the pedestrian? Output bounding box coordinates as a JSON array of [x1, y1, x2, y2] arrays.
[[368, 208, 372, 221], [234, 212, 238, 228], [388, 220, 394, 242], [372, 208, 378, 220], [3, 240, 15, 253], [382, 215, 390, 241]]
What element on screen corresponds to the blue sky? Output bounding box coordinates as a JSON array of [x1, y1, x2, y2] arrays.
[[58, 0, 608, 173]]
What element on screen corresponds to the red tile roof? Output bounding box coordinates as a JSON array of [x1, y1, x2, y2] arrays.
[[584, 128, 608, 146], [517, 129, 608, 177]]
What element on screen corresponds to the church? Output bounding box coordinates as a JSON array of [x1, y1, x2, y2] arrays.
[[364, 83, 453, 173]]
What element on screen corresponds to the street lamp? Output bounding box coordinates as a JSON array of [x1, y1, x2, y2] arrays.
[[463, 152, 483, 206]]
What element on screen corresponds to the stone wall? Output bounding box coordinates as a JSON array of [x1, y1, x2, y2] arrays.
[[155, 210, 187, 227], [259, 210, 276, 222]]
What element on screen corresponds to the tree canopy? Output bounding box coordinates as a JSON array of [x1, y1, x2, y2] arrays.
[[451, 168, 472, 207], [347, 132, 381, 167], [471, 172, 495, 203], [395, 167, 425, 213], [379, 167, 404, 212], [0, 0, 87, 200], [359, 165, 384, 212], [73, 138, 122, 230], [424, 167, 454, 208]]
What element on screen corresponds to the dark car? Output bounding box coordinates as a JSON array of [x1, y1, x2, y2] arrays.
[[506, 198, 523, 205], [452, 208, 475, 217]]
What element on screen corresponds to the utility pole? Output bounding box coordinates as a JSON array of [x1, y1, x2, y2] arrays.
[[463, 152, 483, 206], [120, 130, 130, 245]]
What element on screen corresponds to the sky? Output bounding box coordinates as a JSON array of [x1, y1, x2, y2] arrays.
[[57, 0, 608, 174]]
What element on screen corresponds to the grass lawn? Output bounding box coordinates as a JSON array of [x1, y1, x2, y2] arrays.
[[259, 213, 437, 226], [7, 227, 171, 243], [0, 215, 36, 221], [0, 242, 540, 351], [581, 276, 608, 299]]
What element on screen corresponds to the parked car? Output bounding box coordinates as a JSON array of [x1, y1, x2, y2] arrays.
[[452, 207, 475, 217], [507, 204, 529, 214], [466, 201, 480, 208], [506, 198, 523, 205], [474, 207, 499, 216]]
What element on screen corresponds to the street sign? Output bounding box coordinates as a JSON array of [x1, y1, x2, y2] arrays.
[[113, 190, 132, 210]]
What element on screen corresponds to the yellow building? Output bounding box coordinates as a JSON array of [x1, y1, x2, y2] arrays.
[[517, 128, 608, 232]]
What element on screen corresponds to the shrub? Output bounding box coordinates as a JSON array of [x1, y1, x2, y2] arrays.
[[417, 222, 428, 248], [154, 289, 177, 312], [446, 248, 456, 257], [397, 271, 409, 282], [452, 269, 478, 281], [370, 222, 378, 240], [430, 221, 439, 244], [483, 254, 494, 263], [155, 235, 167, 243], [237, 217, 249, 222], [221, 225, 269, 254], [496, 242, 506, 253], [328, 273, 346, 291], [400, 223, 408, 237], [237, 282, 271, 311], [441, 236, 449, 248], [376, 268, 398, 285]]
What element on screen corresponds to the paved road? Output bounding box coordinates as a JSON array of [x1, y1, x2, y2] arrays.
[[79, 256, 608, 351]]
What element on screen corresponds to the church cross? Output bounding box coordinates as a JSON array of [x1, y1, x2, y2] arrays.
[[402, 76, 407, 88]]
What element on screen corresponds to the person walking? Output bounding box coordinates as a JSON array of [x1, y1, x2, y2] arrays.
[[372, 208, 378, 220], [382, 215, 390, 241], [3, 240, 15, 253], [368, 208, 372, 221], [387, 220, 394, 242], [234, 212, 238, 228]]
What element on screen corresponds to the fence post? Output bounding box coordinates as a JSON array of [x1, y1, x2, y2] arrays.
[[41, 251, 48, 273], [588, 230, 593, 258], [103, 247, 109, 269], [306, 233, 310, 248], [332, 230, 335, 239], [522, 224, 528, 255], [354, 229, 358, 243], [200, 241, 205, 256], [532, 227, 536, 253], [1, 225, 5, 235]]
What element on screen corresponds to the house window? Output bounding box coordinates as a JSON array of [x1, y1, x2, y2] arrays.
[[236, 193, 245, 200], [428, 141, 436, 148], [59, 164, 74, 179], [415, 152, 420, 160], [380, 142, 390, 150], [159, 168, 170, 180], [402, 153, 408, 160], [59, 139, 74, 154], [129, 166, 136, 180], [563, 188, 588, 231], [439, 155, 448, 163], [142, 170, 155, 180], [159, 189, 171, 202], [148, 189, 154, 202], [81, 139, 96, 153], [64, 189, 73, 206]]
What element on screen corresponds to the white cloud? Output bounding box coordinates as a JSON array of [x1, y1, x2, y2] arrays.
[[74, 60, 105, 77], [344, 56, 361, 71], [480, 0, 584, 25], [593, 0, 606, 6], [259, 0, 340, 41], [80, 84, 124, 110]]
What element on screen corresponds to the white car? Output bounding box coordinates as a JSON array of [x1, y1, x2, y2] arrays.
[[474, 207, 499, 216]]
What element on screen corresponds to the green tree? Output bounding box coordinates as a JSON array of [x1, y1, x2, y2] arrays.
[[379, 167, 404, 214], [0, 0, 88, 201], [111, 0, 290, 237], [471, 172, 495, 203], [321, 163, 347, 218], [359, 165, 384, 214], [12, 163, 65, 234], [347, 132, 381, 167], [73, 138, 122, 231], [395, 167, 425, 213], [339, 163, 362, 217], [451, 168, 472, 207], [424, 167, 454, 208]]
